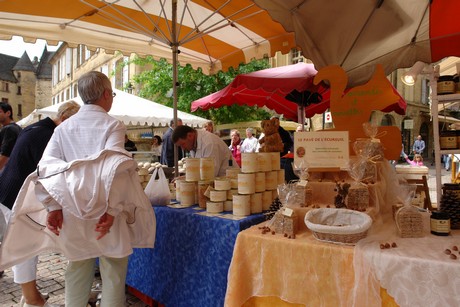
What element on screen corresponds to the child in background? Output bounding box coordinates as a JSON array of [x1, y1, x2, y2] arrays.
[[404, 153, 424, 166]]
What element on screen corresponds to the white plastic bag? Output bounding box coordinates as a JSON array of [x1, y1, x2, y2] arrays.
[[144, 167, 170, 206]]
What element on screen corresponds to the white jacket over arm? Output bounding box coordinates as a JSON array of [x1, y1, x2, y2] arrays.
[[0, 149, 156, 270]]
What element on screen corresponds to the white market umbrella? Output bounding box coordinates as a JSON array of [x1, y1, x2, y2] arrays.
[[36, 89, 208, 128]]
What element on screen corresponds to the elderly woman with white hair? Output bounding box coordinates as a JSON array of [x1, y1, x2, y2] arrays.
[[240, 127, 258, 153]]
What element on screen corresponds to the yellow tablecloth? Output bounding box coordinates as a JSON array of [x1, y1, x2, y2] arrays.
[[225, 223, 393, 307]]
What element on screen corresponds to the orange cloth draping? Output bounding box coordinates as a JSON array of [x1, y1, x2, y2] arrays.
[[225, 224, 364, 307], [241, 291, 397, 307]]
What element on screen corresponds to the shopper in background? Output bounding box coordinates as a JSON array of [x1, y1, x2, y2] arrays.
[[404, 153, 424, 166], [161, 118, 183, 167], [203, 120, 214, 133], [0, 102, 22, 173], [412, 135, 425, 156], [240, 127, 258, 153], [271, 116, 293, 157], [229, 129, 242, 167]]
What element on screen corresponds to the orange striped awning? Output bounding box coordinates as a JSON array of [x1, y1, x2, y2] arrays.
[[0, 0, 296, 74]]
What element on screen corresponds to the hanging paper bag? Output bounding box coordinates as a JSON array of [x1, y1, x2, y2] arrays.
[[144, 167, 170, 206]]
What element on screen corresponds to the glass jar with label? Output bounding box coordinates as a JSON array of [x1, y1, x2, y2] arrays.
[[430, 211, 450, 236]]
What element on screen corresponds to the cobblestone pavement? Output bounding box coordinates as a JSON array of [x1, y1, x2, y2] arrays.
[[0, 253, 148, 307], [0, 162, 453, 307]]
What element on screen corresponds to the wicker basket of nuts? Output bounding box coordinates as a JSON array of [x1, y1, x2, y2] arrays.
[[305, 208, 372, 245]]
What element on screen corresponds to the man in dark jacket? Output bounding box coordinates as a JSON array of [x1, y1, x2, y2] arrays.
[[161, 118, 183, 166], [0, 102, 22, 172]]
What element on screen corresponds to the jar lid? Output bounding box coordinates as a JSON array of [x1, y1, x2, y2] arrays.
[[438, 75, 454, 81], [442, 183, 460, 188], [431, 211, 450, 219]]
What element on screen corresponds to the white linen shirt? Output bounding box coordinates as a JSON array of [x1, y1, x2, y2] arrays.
[[240, 136, 259, 153], [190, 130, 235, 177], [42, 104, 126, 163]]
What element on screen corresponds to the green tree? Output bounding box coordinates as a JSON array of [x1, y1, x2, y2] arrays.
[[129, 56, 272, 124]]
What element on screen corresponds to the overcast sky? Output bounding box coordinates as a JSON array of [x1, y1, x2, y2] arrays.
[[0, 35, 60, 61]]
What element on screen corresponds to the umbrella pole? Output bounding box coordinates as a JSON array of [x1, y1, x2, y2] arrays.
[[172, 0, 179, 177], [298, 105, 305, 131]]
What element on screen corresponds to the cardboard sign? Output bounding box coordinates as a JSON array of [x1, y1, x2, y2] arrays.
[[313, 64, 403, 160], [293, 131, 349, 168]]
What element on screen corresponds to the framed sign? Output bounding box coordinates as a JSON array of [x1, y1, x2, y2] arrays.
[[293, 131, 349, 168], [404, 119, 414, 129]]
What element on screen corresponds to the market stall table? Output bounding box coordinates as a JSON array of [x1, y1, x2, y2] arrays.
[[225, 213, 460, 307], [126, 205, 265, 307]]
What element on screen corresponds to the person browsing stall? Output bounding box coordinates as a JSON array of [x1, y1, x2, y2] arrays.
[[0, 101, 80, 307], [172, 125, 237, 177], [161, 118, 183, 167], [8, 71, 157, 307]]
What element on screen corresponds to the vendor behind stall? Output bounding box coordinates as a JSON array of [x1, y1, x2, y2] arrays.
[[172, 125, 238, 177]]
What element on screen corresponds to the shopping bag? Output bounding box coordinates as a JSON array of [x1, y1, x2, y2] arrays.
[[144, 167, 170, 206]]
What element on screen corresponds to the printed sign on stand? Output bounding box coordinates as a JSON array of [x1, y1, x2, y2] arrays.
[[293, 131, 349, 168]]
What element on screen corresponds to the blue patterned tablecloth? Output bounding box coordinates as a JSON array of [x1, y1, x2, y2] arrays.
[[126, 205, 265, 307]]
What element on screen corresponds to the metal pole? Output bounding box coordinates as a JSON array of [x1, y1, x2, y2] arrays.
[[172, 0, 179, 177], [429, 65, 442, 206]]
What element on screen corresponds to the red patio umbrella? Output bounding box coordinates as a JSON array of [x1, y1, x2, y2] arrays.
[[191, 63, 406, 121], [191, 63, 330, 121]]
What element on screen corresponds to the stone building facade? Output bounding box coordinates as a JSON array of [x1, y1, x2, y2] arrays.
[[49, 43, 149, 105], [0, 49, 54, 121]]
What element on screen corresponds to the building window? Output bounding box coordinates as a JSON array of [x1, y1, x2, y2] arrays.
[[0, 82, 8, 92], [1, 98, 8, 103], [291, 48, 305, 64], [17, 86, 22, 95], [17, 104, 22, 117], [17, 72, 21, 78]]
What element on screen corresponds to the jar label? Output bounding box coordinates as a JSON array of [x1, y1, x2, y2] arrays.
[[430, 219, 450, 233]]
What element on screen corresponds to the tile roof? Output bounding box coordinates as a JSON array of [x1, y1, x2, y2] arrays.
[[13, 51, 35, 71], [0, 53, 19, 82]]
